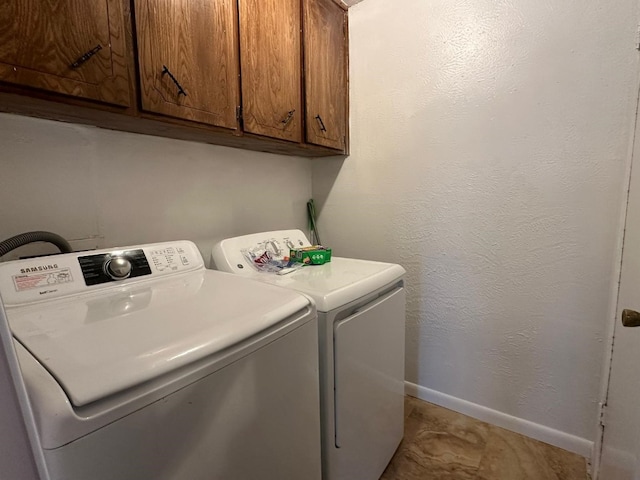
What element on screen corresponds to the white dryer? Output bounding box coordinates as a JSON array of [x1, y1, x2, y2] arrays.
[[212, 230, 406, 480], [0, 241, 321, 480]]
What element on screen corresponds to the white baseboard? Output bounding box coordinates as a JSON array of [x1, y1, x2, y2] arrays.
[[405, 381, 593, 458]]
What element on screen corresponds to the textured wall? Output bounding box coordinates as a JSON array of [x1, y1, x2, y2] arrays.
[[313, 0, 639, 442], [0, 113, 311, 263]]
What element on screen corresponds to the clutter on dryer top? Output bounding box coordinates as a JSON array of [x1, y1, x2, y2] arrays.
[[242, 239, 332, 275]]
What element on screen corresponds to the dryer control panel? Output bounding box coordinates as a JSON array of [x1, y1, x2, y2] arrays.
[[0, 241, 204, 306], [212, 229, 312, 275]]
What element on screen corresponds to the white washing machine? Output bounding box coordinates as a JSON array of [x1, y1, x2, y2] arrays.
[[0, 240, 322, 480], [212, 230, 406, 480]]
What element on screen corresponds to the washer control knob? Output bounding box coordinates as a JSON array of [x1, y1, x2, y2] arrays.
[[105, 257, 132, 280]]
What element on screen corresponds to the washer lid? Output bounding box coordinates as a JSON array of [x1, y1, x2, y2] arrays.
[[7, 270, 310, 407], [236, 257, 405, 312]]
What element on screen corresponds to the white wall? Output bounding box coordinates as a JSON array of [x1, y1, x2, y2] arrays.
[[0, 113, 311, 263], [313, 0, 640, 451]]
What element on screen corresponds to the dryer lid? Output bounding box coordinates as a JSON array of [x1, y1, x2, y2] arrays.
[[212, 230, 406, 312], [226, 257, 404, 312], [7, 270, 310, 407]]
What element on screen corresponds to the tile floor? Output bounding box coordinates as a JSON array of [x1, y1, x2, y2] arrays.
[[381, 396, 590, 480]]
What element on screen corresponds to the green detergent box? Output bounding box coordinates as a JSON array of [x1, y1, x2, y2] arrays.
[[290, 245, 332, 265]]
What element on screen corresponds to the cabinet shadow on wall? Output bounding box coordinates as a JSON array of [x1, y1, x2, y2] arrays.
[[311, 155, 347, 214]]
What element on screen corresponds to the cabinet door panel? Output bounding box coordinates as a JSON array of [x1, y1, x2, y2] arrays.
[[134, 0, 240, 129], [304, 0, 347, 151], [0, 0, 130, 106], [239, 0, 302, 142]]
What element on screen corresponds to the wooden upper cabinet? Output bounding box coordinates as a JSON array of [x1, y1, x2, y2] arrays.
[[0, 0, 348, 156], [304, 0, 348, 152], [238, 0, 302, 143], [0, 0, 130, 106], [134, 0, 240, 129]]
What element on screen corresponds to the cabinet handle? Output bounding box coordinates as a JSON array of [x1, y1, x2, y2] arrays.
[[315, 114, 327, 132], [281, 110, 296, 126], [622, 309, 640, 327], [162, 65, 187, 97], [70, 45, 102, 69]]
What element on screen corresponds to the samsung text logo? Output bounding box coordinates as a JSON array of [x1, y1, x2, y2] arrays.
[[20, 264, 59, 274]]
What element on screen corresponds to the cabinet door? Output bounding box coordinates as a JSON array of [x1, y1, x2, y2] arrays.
[[0, 0, 130, 106], [304, 0, 347, 151], [239, 0, 302, 142], [134, 0, 240, 129]]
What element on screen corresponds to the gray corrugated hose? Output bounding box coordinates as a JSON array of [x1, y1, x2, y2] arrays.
[[0, 231, 73, 258]]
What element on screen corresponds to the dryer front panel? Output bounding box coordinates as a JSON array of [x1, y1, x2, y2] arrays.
[[333, 287, 405, 480]]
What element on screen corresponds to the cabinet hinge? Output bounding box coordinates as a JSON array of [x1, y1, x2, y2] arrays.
[[599, 402, 607, 427]]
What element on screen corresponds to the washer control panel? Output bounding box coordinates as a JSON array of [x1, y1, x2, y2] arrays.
[[147, 245, 194, 273], [0, 241, 205, 306], [79, 249, 151, 286]]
